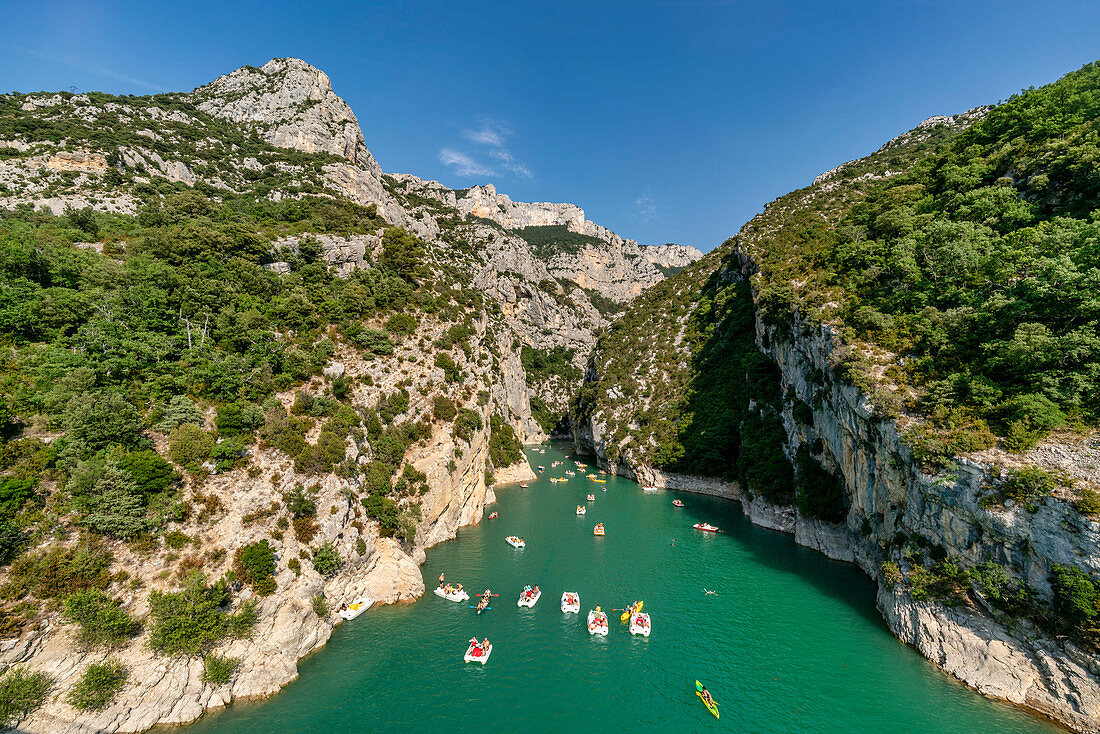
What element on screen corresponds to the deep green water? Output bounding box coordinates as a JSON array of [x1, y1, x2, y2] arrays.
[[188, 443, 1061, 733]]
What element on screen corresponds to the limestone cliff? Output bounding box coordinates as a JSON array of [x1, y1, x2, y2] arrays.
[[4, 310, 536, 734], [571, 95, 1100, 732], [193, 57, 381, 176]]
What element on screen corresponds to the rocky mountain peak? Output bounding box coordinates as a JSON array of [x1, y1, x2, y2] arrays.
[[192, 57, 381, 175]]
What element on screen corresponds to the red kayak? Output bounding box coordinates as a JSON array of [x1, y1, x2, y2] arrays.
[[693, 523, 719, 532]]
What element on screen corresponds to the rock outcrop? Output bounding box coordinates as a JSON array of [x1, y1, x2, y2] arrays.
[[640, 243, 703, 272], [193, 57, 381, 175]]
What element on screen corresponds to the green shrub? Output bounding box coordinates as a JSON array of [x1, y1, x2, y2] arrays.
[[168, 424, 215, 469], [116, 449, 178, 495], [432, 395, 456, 422], [385, 312, 418, 335], [1050, 564, 1100, 635], [434, 353, 460, 382], [361, 494, 399, 536], [283, 485, 317, 518], [201, 654, 239, 686], [1002, 466, 1056, 511], [311, 541, 343, 577], [164, 530, 191, 549], [234, 540, 276, 594], [147, 572, 254, 655], [378, 227, 426, 284], [62, 590, 139, 647], [0, 478, 38, 520], [355, 537, 367, 556], [3, 541, 113, 600], [453, 409, 482, 444], [1075, 487, 1100, 516], [156, 395, 204, 433], [0, 668, 51, 724], [488, 414, 523, 468], [354, 328, 394, 356], [0, 522, 27, 565], [311, 593, 329, 617], [67, 660, 127, 711]]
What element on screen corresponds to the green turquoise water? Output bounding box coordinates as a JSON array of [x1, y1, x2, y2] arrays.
[[188, 443, 1061, 733]]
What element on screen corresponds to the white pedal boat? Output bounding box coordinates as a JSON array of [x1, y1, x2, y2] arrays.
[[506, 536, 526, 548], [587, 610, 609, 636], [576, 505, 586, 515], [464, 641, 492, 664], [629, 612, 652, 637], [517, 586, 541, 607], [561, 592, 580, 614], [434, 586, 470, 602], [337, 597, 374, 620]]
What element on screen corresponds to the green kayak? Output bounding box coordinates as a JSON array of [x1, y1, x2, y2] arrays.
[[695, 680, 719, 719]]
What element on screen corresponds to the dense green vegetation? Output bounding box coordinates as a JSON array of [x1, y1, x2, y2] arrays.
[[147, 572, 257, 655], [746, 61, 1100, 451], [201, 654, 240, 686], [514, 225, 605, 258], [62, 589, 140, 647], [488, 414, 524, 468], [234, 540, 277, 595], [67, 660, 127, 711], [521, 346, 581, 384], [0, 668, 51, 724]]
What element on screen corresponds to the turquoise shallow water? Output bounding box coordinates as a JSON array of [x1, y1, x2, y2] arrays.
[[188, 443, 1061, 733]]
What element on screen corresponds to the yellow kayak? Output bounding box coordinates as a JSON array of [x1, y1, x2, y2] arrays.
[[620, 600, 643, 621], [695, 681, 719, 719]]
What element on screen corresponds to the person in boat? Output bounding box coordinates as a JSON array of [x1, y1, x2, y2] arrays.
[[700, 686, 714, 706], [439, 573, 445, 588], [456, 583, 463, 592], [482, 637, 490, 649]]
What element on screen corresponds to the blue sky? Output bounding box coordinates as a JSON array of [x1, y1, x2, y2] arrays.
[[3, 1, 1099, 251]]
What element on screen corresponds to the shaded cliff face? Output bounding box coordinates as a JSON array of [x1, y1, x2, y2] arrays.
[[572, 64, 1100, 732]]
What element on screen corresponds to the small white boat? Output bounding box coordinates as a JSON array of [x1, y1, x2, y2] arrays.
[[561, 592, 580, 614], [506, 536, 526, 548], [593, 523, 605, 536], [642, 486, 659, 492], [586, 494, 596, 502], [576, 505, 587, 515], [693, 523, 720, 533], [587, 609, 609, 636], [433, 586, 470, 602], [517, 586, 541, 607], [464, 641, 492, 664], [629, 612, 652, 637], [337, 597, 374, 620]]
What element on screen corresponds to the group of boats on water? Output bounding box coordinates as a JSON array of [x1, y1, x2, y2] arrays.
[[446, 446, 722, 716], [436, 574, 652, 654]]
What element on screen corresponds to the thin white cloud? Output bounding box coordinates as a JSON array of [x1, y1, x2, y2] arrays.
[[463, 128, 505, 147], [444, 117, 533, 180], [503, 161, 533, 179], [439, 148, 494, 177], [634, 194, 657, 225]]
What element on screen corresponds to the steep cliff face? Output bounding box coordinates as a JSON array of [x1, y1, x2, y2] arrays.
[[640, 243, 703, 273], [193, 57, 382, 176], [5, 305, 536, 733], [572, 66, 1100, 732]]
